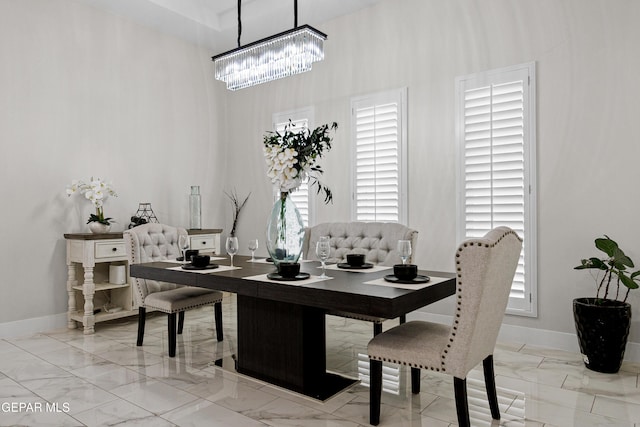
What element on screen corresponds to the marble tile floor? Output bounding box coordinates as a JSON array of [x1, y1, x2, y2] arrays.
[[2, 294, 640, 426]]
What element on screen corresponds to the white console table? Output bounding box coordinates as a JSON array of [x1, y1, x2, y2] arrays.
[[64, 228, 222, 334]]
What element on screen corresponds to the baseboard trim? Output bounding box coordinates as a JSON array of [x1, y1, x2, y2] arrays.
[[408, 311, 640, 363], [0, 313, 68, 339], [5, 310, 640, 363]]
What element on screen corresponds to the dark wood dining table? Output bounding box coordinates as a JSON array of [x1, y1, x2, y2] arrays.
[[129, 255, 455, 400]]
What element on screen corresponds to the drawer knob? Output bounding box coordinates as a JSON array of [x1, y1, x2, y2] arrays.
[[202, 241, 206, 245], [112, 247, 117, 252]]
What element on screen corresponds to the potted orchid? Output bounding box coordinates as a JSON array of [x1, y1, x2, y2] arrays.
[[66, 177, 118, 233], [263, 121, 337, 266]]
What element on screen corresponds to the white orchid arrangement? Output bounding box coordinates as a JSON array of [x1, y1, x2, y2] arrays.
[[263, 121, 338, 203], [66, 177, 118, 225]]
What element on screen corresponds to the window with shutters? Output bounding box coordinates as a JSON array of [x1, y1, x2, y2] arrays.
[[455, 62, 537, 316], [351, 88, 408, 223], [273, 108, 314, 227]]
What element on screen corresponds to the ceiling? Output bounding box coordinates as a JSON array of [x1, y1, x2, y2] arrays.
[[85, 0, 384, 54]]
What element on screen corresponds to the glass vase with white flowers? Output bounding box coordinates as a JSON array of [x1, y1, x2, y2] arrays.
[[263, 121, 337, 267], [66, 177, 118, 233]]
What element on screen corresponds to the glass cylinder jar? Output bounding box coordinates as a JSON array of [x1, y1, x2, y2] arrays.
[[189, 186, 202, 229]]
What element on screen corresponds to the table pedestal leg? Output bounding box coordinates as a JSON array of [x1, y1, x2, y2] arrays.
[[236, 295, 356, 400]]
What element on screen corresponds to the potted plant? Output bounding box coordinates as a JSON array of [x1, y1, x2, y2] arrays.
[[574, 235, 640, 373], [66, 177, 118, 233]]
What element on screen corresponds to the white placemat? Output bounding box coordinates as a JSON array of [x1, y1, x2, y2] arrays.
[[243, 273, 333, 286], [164, 256, 226, 264], [167, 264, 241, 274], [323, 264, 392, 273], [364, 275, 450, 290]]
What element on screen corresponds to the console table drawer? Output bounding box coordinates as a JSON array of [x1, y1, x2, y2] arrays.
[[190, 236, 215, 250], [95, 242, 126, 259]]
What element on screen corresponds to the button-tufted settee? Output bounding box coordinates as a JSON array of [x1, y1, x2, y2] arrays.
[[302, 221, 418, 266], [302, 221, 418, 335]]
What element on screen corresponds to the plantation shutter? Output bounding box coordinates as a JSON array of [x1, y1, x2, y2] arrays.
[[274, 116, 311, 227], [351, 89, 407, 223], [457, 63, 537, 315]]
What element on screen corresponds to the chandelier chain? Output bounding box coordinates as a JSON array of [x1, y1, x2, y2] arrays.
[[237, 0, 242, 48]]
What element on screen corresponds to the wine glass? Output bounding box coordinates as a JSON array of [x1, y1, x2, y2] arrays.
[[397, 240, 412, 265], [316, 236, 331, 279], [248, 239, 258, 262], [178, 234, 190, 266], [226, 236, 239, 267]]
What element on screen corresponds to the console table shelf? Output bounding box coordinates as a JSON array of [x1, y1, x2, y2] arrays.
[[71, 282, 130, 292], [64, 228, 222, 334]]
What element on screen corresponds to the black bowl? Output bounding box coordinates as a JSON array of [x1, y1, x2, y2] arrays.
[[278, 262, 301, 278], [394, 264, 418, 281], [346, 254, 366, 267], [184, 249, 199, 262], [191, 254, 210, 268]]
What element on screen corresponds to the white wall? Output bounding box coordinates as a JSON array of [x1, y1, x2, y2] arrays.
[[0, 0, 226, 329], [3, 0, 640, 355], [220, 0, 640, 347]]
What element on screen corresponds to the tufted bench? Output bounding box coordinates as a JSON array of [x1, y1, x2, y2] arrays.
[[302, 221, 417, 266], [302, 221, 418, 334]]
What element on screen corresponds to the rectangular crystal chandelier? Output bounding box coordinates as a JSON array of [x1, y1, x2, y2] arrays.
[[212, 24, 326, 91]]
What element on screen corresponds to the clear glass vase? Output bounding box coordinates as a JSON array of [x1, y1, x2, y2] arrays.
[[265, 192, 304, 266], [189, 186, 202, 229]]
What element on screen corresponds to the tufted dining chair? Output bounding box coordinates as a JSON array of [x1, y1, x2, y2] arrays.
[[303, 222, 418, 335], [124, 223, 224, 358], [367, 226, 522, 426]]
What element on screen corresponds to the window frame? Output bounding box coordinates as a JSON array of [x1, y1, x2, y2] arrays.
[[350, 87, 408, 224], [455, 62, 537, 317]]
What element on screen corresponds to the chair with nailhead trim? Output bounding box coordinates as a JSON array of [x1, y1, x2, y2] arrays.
[[302, 222, 418, 335], [367, 226, 522, 426], [124, 223, 224, 358]]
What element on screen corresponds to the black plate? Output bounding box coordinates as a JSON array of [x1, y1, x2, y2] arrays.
[[181, 264, 219, 271], [267, 272, 311, 281], [337, 263, 374, 270], [383, 274, 430, 284]]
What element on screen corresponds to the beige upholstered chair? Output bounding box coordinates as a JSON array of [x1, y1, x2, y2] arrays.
[[303, 222, 418, 335], [367, 227, 522, 426], [124, 223, 223, 358]]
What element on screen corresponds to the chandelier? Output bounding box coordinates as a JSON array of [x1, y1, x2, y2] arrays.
[[212, 0, 327, 91]]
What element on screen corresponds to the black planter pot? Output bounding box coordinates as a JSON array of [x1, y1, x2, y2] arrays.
[[573, 297, 631, 373]]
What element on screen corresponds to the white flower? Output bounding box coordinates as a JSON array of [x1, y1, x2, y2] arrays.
[[263, 144, 310, 192], [66, 177, 117, 210]]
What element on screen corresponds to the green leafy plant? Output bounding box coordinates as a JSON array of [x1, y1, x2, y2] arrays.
[[87, 212, 114, 226], [575, 235, 640, 302]]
